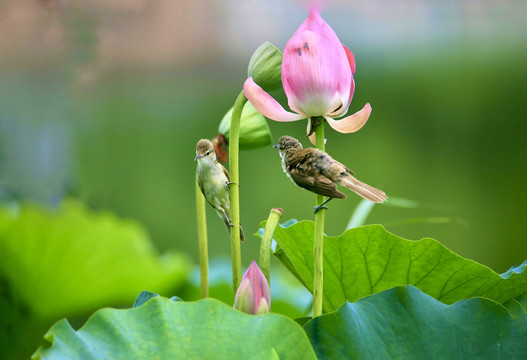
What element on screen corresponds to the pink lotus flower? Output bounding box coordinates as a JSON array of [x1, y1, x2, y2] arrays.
[[243, 6, 371, 144], [233, 260, 271, 315]]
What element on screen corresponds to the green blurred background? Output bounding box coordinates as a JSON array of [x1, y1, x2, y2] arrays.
[[1, 0, 527, 357]]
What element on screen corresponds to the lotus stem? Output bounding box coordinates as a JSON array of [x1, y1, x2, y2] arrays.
[[229, 90, 247, 295], [259, 208, 284, 285], [195, 171, 209, 298], [313, 118, 325, 317]]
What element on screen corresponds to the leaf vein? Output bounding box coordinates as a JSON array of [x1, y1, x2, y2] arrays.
[[371, 241, 396, 290], [413, 250, 443, 287], [438, 265, 467, 300]]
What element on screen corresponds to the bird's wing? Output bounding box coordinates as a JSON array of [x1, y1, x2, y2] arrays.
[[221, 163, 230, 181], [197, 174, 205, 196], [343, 165, 356, 176], [290, 168, 346, 199], [311, 148, 355, 176], [324, 154, 355, 176], [197, 174, 217, 209]]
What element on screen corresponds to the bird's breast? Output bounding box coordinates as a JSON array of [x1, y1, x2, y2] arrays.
[[198, 160, 229, 205]]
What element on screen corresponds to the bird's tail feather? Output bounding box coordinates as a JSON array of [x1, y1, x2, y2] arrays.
[[340, 175, 387, 203], [239, 225, 245, 242]]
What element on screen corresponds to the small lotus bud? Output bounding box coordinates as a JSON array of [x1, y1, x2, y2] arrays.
[[247, 41, 283, 92], [218, 102, 273, 150], [233, 260, 271, 315]]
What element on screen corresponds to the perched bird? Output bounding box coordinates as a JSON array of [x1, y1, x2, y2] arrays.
[[195, 139, 245, 241], [274, 136, 387, 213]]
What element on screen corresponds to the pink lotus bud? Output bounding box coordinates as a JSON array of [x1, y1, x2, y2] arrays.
[[243, 6, 371, 144], [233, 260, 271, 315]]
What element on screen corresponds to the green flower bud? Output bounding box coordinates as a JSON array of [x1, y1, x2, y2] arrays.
[[219, 102, 273, 150], [247, 41, 283, 92]]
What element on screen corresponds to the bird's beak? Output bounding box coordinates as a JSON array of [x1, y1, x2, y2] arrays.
[[273, 144, 279, 149], [194, 154, 202, 161]]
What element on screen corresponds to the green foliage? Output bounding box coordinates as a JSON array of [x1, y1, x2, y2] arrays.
[[32, 286, 527, 359], [132, 291, 182, 308], [304, 286, 527, 359], [29, 218, 527, 358], [267, 221, 527, 313], [132, 290, 161, 308], [33, 297, 317, 360], [0, 200, 191, 319]]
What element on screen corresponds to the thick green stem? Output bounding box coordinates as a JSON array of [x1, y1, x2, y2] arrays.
[[313, 118, 325, 317], [228, 90, 247, 295], [195, 171, 209, 298], [259, 208, 284, 285]]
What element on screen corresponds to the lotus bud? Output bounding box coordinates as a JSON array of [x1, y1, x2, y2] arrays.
[[247, 41, 283, 92], [233, 260, 271, 315], [243, 6, 372, 145], [218, 102, 273, 150]]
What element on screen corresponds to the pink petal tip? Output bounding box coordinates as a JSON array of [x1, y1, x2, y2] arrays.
[[243, 77, 304, 122], [325, 103, 372, 133]]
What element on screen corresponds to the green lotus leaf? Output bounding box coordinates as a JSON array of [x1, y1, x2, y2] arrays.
[[265, 221, 527, 313], [0, 200, 191, 319], [33, 297, 317, 360], [304, 286, 527, 359]]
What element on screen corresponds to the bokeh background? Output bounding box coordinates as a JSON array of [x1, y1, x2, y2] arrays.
[[1, 0, 527, 358]]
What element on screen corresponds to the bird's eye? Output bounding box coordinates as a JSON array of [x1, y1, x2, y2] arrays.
[[206, 150, 212, 155]]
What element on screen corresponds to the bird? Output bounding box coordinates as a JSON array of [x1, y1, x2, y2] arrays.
[[195, 139, 245, 241], [274, 135, 387, 213]]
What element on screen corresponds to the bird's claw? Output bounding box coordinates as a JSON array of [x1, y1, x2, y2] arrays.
[[313, 205, 328, 214], [226, 181, 237, 189]]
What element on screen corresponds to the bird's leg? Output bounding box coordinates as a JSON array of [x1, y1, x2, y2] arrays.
[[314, 197, 333, 214], [222, 208, 234, 227]]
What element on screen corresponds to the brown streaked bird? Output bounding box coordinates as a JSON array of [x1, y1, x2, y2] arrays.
[[274, 136, 387, 213], [195, 139, 245, 241]]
